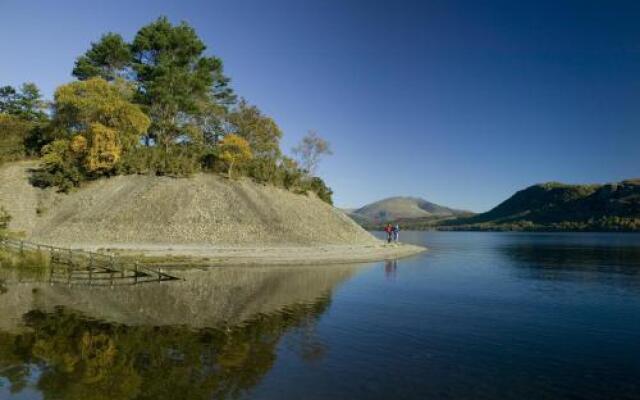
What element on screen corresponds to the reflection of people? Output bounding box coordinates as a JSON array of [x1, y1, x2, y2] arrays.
[[384, 259, 398, 279], [384, 224, 393, 243], [393, 224, 400, 242]]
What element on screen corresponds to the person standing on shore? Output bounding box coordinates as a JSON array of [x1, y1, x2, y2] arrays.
[[384, 224, 393, 243], [393, 224, 400, 242]]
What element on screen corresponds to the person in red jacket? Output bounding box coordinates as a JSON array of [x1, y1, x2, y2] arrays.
[[384, 224, 393, 243]]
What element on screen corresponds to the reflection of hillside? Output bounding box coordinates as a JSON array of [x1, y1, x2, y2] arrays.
[[0, 298, 331, 400], [0, 264, 360, 331], [498, 244, 640, 279], [0, 264, 362, 399]]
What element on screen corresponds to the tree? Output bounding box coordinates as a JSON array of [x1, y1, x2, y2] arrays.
[[0, 114, 32, 164], [0, 83, 47, 122], [218, 134, 252, 178], [33, 78, 150, 189], [292, 131, 332, 176], [130, 17, 234, 157], [72, 33, 132, 81], [228, 99, 282, 159], [52, 77, 150, 153], [0, 86, 21, 118], [82, 123, 122, 173], [190, 95, 228, 146]]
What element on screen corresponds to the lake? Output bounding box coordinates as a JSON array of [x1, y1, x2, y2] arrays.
[[1, 232, 639, 399]]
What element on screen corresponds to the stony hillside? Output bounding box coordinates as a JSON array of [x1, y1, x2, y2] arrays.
[[442, 180, 640, 231], [350, 196, 470, 227], [0, 162, 378, 247], [0, 263, 358, 330]]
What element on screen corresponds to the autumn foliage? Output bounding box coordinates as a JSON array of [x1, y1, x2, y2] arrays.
[[3, 17, 334, 203], [218, 134, 253, 178], [33, 78, 150, 188]]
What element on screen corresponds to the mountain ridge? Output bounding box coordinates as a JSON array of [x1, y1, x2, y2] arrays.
[[441, 179, 640, 231]]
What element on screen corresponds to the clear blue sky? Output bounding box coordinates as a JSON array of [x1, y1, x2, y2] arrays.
[[1, 0, 639, 211]]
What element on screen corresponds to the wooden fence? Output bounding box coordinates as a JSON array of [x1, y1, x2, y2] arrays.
[[0, 238, 180, 286]]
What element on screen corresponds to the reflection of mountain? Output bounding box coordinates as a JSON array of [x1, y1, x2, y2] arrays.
[[0, 264, 361, 399], [498, 242, 640, 284]]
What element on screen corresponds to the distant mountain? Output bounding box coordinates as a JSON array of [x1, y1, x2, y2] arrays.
[[349, 197, 472, 228], [441, 180, 640, 231]]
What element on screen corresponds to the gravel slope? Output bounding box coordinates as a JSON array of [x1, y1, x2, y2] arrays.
[[0, 162, 425, 263], [0, 162, 376, 246]]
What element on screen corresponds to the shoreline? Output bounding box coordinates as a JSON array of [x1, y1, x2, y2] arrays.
[[62, 242, 427, 267]]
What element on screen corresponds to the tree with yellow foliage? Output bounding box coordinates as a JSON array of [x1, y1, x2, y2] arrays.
[[218, 134, 252, 179], [52, 77, 150, 153], [36, 78, 150, 188]]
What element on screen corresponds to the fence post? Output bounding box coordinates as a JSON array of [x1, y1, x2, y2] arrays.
[[134, 262, 139, 285], [20, 240, 24, 256]]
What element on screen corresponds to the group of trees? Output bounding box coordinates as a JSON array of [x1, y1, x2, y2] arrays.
[[0, 83, 48, 163], [1, 17, 334, 203]]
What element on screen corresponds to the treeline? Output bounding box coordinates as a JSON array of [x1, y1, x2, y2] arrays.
[[439, 181, 640, 232], [0, 17, 333, 204], [353, 180, 640, 232], [438, 217, 640, 232]]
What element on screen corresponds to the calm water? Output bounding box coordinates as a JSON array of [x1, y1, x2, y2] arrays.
[[1, 232, 640, 399]]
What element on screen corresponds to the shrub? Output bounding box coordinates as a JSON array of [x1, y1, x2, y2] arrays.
[[247, 157, 279, 184], [304, 177, 334, 205], [117, 144, 206, 177], [30, 139, 84, 192]]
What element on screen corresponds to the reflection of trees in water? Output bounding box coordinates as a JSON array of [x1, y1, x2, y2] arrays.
[[501, 244, 640, 273], [498, 244, 640, 287], [0, 296, 331, 400]]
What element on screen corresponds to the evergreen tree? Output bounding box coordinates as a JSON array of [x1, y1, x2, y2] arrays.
[[130, 17, 234, 156], [0, 83, 47, 122], [72, 33, 132, 81]]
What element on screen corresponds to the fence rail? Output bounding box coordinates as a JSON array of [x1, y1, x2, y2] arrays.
[[0, 238, 180, 286]]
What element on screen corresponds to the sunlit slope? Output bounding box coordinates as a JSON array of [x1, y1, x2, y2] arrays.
[[0, 162, 377, 246]]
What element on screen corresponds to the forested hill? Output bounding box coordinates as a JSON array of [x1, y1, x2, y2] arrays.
[[441, 180, 640, 231]]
